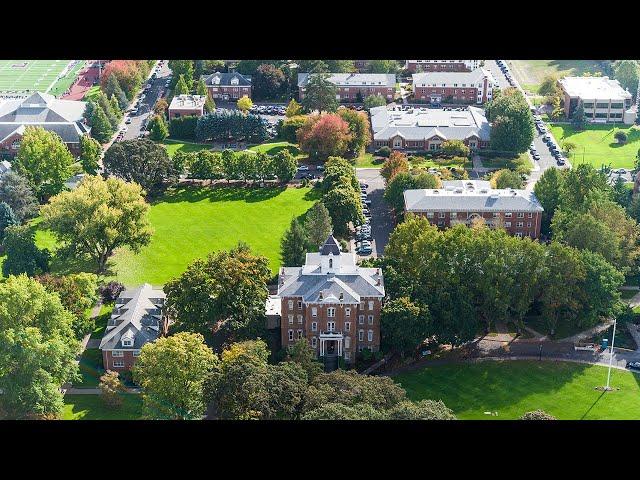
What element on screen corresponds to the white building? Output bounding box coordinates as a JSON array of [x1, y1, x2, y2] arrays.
[[559, 76, 636, 124]]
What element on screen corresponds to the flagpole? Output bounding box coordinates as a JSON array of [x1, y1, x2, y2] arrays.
[[605, 317, 617, 391]]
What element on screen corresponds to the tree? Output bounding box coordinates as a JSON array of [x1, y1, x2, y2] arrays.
[[0, 171, 39, 222], [364, 94, 387, 109], [614, 130, 628, 144], [322, 183, 364, 237], [572, 102, 586, 129], [302, 402, 387, 420], [485, 88, 535, 153], [148, 114, 169, 141], [534, 167, 565, 235], [153, 97, 169, 117], [133, 332, 218, 420], [381, 297, 431, 356], [174, 74, 190, 96], [0, 275, 80, 419], [614, 60, 640, 97], [520, 409, 556, 420], [13, 126, 74, 200], [1, 225, 50, 277], [103, 74, 129, 110], [79, 135, 102, 175], [302, 73, 339, 113], [195, 78, 208, 97], [380, 151, 410, 183], [304, 202, 333, 250], [35, 273, 99, 338], [279, 115, 307, 142], [169, 115, 199, 141], [384, 172, 440, 214], [204, 95, 215, 114], [254, 64, 286, 100], [237, 95, 253, 114], [387, 400, 456, 420], [368, 60, 398, 74], [285, 339, 323, 381], [103, 138, 178, 195], [97, 92, 120, 129], [271, 149, 297, 183], [99, 370, 126, 408], [281, 217, 308, 267], [41, 175, 152, 274], [559, 163, 610, 212], [441, 140, 471, 157], [89, 103, 114, 143], [337, 108, 372, 155], [297, 114, 352, 160], [164, 243, 271, 339], [285, 99, 303, 117], [538, 75, 559, 97], [0, 202, 17, 241], [490, 169, 523, 189], [168, 60, 194, 90]]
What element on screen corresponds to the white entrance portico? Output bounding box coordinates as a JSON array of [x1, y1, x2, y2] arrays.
[[319, 331, 344, 357]]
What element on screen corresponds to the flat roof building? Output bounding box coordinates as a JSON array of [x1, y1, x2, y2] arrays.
[[168, 94, 206, 119], [370, 105, 490, 151], [559, 76, 636, 124]]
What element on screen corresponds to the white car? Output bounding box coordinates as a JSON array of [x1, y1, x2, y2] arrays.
[[297, 165, 309, 171]]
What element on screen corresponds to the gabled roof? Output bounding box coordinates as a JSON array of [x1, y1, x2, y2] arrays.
[[412, 68, 496, 87], [202, 71, 252, 87], [298, 72, 396, 88], [0, 92, 86, 123], [99, 284, 166, 350], [319, 235, 341, 256]]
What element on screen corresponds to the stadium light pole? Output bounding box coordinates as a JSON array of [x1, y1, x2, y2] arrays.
[[605, 317, 617, 391]]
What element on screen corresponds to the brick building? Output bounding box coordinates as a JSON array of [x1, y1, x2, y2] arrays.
[[99, 284, 167, 372], [276, 236, 385, 368], [297, 73, 395, 102], [168, 94, 206, 120], [558, 76, 636, 124], [405, 60, 480, 73], [369, 105, 490, 151], [202, 71, 252, 101], [412, 68, 496, 104], [0, 92, 89, 158], [404, 180, 544, 239]]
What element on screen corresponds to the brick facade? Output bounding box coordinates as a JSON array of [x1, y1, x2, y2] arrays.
[[0, 132, 82, 158], [413, 210, 542, 239], [406, 61, 475, 73]]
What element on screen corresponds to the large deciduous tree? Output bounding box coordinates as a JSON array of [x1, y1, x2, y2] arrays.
[[13, 126, 74, 200], [337, 108, 372, 155], [0, 275, 80, 419], [254, 64, 286, 100], [133, 332, 218, 420], [40, 175, 152, 274], [380, 151, 410, 183], [79, 135, 102, 175], [485, 87, 535, 153], [381, 297, 431, 356], [297, 114, 352, 160], [103, 138, 178, 195], [1, 225, 50, 277]]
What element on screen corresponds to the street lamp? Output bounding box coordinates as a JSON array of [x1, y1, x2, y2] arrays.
[[605, 317, 617, 391]]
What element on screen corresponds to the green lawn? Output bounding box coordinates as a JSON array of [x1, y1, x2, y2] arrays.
[[479, 153, 532, 172], [75, 348, 104, 388], [355, 153, 383, 168], [394, 360, 640, 419], [49, 61, 86, 97], [247, 141, 304, 159], [161, 139, 213, 157], [507, 60, 607, 93], [550, 124, 640, 169], [109, 185, 319, 286], [83, 85, 101, 101], [90, 303, 113, 339], [62, 394, 144, 420]]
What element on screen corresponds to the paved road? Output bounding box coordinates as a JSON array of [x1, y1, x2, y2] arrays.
[[123, 61, 171, 141], [484, 60, 511, 90], [355, 168, 394, 258]]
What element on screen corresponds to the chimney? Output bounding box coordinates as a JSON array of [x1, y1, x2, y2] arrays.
[[376, 278, 381, 286], [339, 292, 344, 301], [319, 291, 323, 301]]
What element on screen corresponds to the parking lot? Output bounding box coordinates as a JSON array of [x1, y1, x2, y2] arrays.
[[353, 168, 394, 259]]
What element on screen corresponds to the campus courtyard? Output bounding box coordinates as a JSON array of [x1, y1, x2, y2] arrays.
[[550, 124, 640, 169], [394, 360, 640, 420]]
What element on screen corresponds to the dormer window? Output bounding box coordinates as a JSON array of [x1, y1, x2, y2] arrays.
[[231, 77, 239, 85], [122, 338, 133, 347], [329, 258, 333, 269], [213, 76, 220, 85]]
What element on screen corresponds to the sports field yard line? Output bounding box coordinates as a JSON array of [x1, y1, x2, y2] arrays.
[[44, 60, 75, 94]]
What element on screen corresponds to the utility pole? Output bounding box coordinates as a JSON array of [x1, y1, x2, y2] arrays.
[[605, 317, 617, 391]]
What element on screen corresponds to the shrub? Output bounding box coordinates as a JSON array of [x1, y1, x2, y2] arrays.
[[99, 281, 125, 303], [99, 370, 126, 408], [520, 410, 556, 420], [169, 115, 198, 141], [376, 146, 391, 158], [614, 130, 628, 144]]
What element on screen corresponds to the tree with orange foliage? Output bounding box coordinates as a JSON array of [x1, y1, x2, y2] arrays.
[[380, 151, 410, 183], [296, 114, 352, 161]]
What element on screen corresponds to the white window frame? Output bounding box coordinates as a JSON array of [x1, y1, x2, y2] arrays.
[[345, 336, 351, 349], [312, 307, 317, 317], [368, 330, 373, 342], [368, 315, 374, 325], [358, 330, 364, 341], [345, 308, 351, 317], [297, 314, 303, 324], [327, 321, 336, 332], [113, 360, 125, 368], [358, 315, 364, 324], [297, 300, 302, 309], [288, 330, 294, 341], [288, 300, 293, 309], [368, 301, 374, 311], [311, 322, 318, 332], [345, 321, 351, 332], [327, 307, 336, 318], [288, 314, 294, 325], [311, 337, 317, 348], [112, 350, 124, 358], [297, 330, 303, 340]]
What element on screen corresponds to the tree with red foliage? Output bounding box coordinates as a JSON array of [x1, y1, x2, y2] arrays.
[[101, 61, 151, 100], [380, 151, 410, 183], [296, 114, 352, 161]]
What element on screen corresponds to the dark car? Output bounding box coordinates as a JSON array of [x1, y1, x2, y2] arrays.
[[532, 153, 541, 161], [626, 361, 640, 371], [556, 158, 566, 166]]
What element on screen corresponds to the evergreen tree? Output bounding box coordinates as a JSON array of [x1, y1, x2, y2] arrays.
[[174, 74, 190, 96], [149, 115, 169, 141], [0, 202, 18, 241], [281, 217, 308, 266], [98, 93, 119, 129], [196, 78, 208, 97], [204, 95, 215, 113], [90, 103, 114, 143], [304, 202, 333, 251]]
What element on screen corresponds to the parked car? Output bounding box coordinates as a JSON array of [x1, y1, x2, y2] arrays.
[[557, 157, 566, 166], [316, 165, 325, 171], [626, 361, 640, 371], [125, 117, 132, 124], [297, 165, 309, 171], [532, 153, 541, 161]]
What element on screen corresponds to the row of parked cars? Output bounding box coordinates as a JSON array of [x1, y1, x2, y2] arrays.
[[496, 60, 517, 88], [355, 181, 373, 256], [250, 104, 286, 116]]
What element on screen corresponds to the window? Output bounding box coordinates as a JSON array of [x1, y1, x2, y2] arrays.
[[122, 338, 133, 347], [112, 350, 124, 357], [288, 314, 293, 324], [113, 360, 125, 368], [358, 315, 364, 324], [345, 352, 351, 361], [504, 222, 511, 227], [528, 212, 533, 218], [439, 212, 446, 218], [297, 330, 303, 339], [297, 300, 302, 309], [505, 212, 512, 217], [345, 308, 351, 317], [327, 321, 335, 332], [451, 212, 457, 219], [493, 212, 499, 217], [359, 301, 365, 310], [527, 222, 532, 228], [288, 330, 294, 341], [297, 314, 303, 324], [426, 212, 434, 218], [515, 232, 523, 238], [327, 307, 336, 317], [368, 315, 374, 325], [133, 351, 140, 357], [312, 307, 317, 317], [368, 330, 373, 342], [329, 258, 333, 269], [288, 300, 293, 309], [517, 222, 524, 228], [312, 322, 318, 332], [368, 301, 374, 311], [345, 322, 351, 332], [358, 330, 364, 341], [345, 336, 351, 349], [311, 337, 317, 348], [517, 212, 524, 218], [596, 103, 608, 109]]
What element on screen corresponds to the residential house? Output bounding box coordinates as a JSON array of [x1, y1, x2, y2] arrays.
[[202, 71, 252, 101]]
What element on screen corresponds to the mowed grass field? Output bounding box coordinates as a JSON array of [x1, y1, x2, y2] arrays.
[[109, 185, 319, 286], [550, 124, 640, 169], [0, 60, 73, 93], [62, 394, 143, 420], [507, 60, 607, 93], [394, 360, 640, 420]]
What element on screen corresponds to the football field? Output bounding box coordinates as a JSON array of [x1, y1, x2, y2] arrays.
[[0, 60, 75, 94]]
